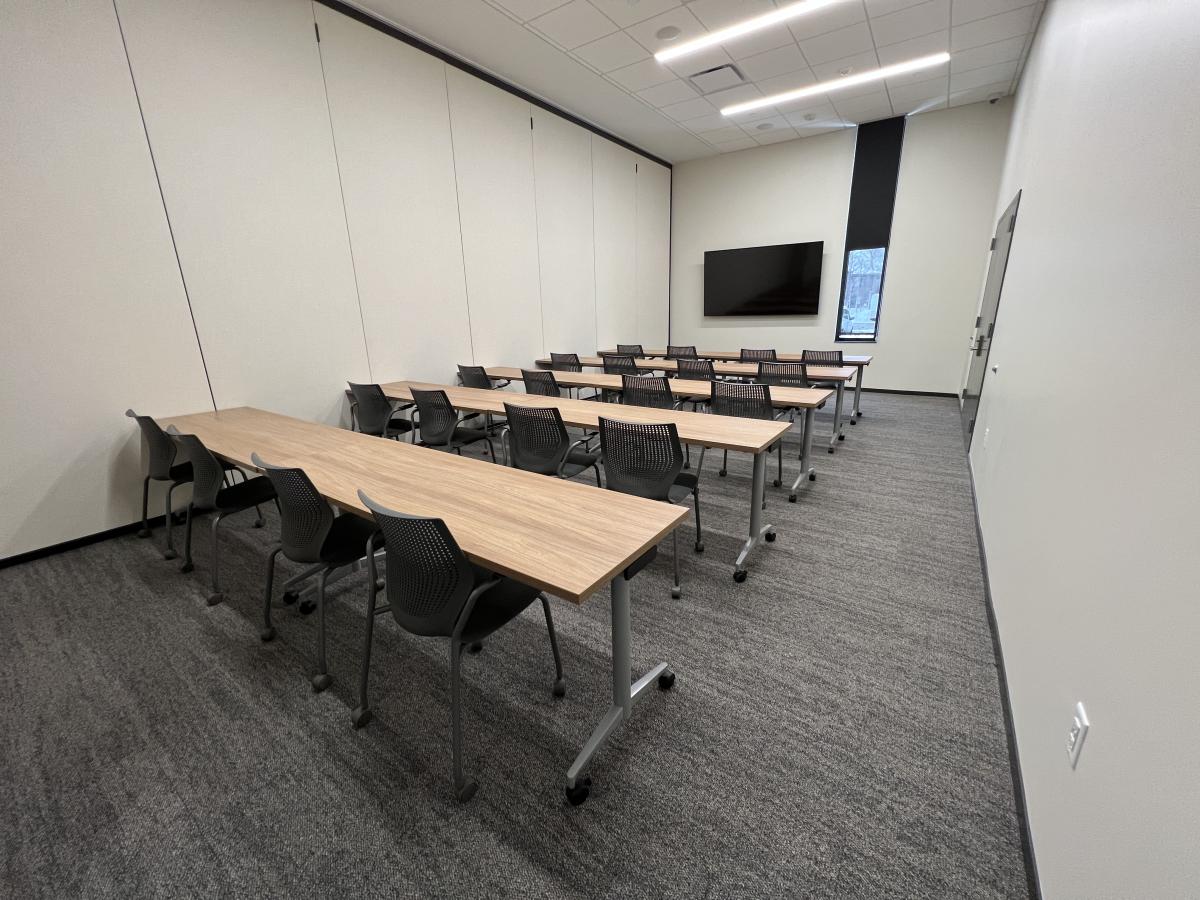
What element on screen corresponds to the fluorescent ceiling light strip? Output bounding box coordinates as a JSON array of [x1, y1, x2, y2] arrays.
[[721, 52, 951, 116], [654, 0, 849, 63]]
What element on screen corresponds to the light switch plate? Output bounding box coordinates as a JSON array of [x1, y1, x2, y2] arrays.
[[1067, 701, 1089, 769]]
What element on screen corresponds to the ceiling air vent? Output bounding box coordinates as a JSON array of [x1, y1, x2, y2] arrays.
[[688, 64, 745, 95]]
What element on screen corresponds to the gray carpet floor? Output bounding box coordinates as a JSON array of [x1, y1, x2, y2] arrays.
[[0, 393, 1028, 899]]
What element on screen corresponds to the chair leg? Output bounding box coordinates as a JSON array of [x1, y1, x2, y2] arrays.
[[774, 440, 783, 488], [540, 594, 566, 697], [693, 488, 704, 553], [207, 513, 225, 606], [671, 529, 682, 599], [253, 505, 264, 528], [352, 553, 380, 729], [137, 476, 151, 538], [684, 443, 691, 469], [593, 464, 602, 488], [163, 481, 181, 559], [484, 437, 497, 464], [719, 449, 728, 477], [312, 569, 333, 692], [261, 546, 282, 642], [180, 503, 195, 573], [449, 640, 478, 802]]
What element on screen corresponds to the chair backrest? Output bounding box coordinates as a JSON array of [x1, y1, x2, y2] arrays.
[[603, 354, 639, 376], [676, 358, 717, 381], [457, 364, 493, 390], [411, 388, 458, 446], [758, 361, 810, 388], [710, 381, 774, 421], [251, 453, 333, 564], [347, 382, 394, 436], [167, 430, 226, 510], [358, 490, 475, 638], [621, 374, 675, 410], [126, 409, 178, 479], [522, 368, 561, 398], [666, 345, 698, 359], [616, 344, 644, 356], [740, 348, 777, 362], [502, 403, 570, 475], [598, 417, 684, 502], [801, 349, 844, 366], [549, 352, 583, 372]]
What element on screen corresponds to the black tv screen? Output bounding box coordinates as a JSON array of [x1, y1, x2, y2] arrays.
[[704, 241, 823, 316]]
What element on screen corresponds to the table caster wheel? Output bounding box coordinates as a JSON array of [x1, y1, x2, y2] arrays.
[[773, 478, 781, 487], [789, 494, 797, 503], [260, 626, 276, 642], [809, 472, 816, 481], [733, 569, 747, 583], [254, 518, 265, 528], [163, 549, 178, 561], [351, 707, 373, 729], [137, 528, 151, 539], [658, 671, 676, 690], [566, 778, 591, 806], [838, 434, 845, 441], [299, 599, 316, 616], [456, 781, 479, 803], [207, 592, 224, 607], [828, 447, 834, 454], [467, 641, 483, 655], [553, 679, 567, 698], [850, 419, 856, 425], [311, 673, 332, 693], [765, 531, 776, 543], [671, 586, 681, 599], [282, 590, 299, 606], [694, 542, 704, 553], [718, 469, 727, 477], [180, 562, 194, 574]]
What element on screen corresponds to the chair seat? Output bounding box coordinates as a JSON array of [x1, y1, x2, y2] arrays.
[[561, 447, 601, 479], [214, 475, 276, 512], [386, 416, 414, 432], [461, 565, 541, 643], [320, 514, 378, 568], [668, 471, 698, 503], [450, 426, 488, 446]]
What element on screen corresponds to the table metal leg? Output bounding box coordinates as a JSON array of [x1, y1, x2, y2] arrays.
[[851, 366, 864, 423], [565, 573, 673, 804], [828, 382, 845, 453], [789, 407, 817, 502], [733, 452, 776, 582]]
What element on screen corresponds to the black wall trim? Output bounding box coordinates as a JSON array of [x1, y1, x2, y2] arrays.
[[859, 387, 957, 398], [313, 0, 672, 170], [967, 463, 1043, 900], [0, 517, 170, 571]]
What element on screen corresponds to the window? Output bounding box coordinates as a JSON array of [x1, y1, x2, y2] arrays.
[[837, 247, 886, 341]]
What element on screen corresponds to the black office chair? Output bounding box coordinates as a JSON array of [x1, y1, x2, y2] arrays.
[[411, 388, 497, 461], [801, 349, 844, 388], [168, 430, 276, 606], [522, 368, 561, 397], [599, 417, 703, 599], [740, 348, 778, 362], [126, 408, 208, 560], [621, 374, 692, 469], [347, 382, 413, 439], [666, 345, 698, 359], [758, 361, 811, 388], [603, 354, 640, 377], [709, 381, 786, 492], [353, 490, 566, 802], [674, 358, 718, 412], [548, 352, 584, 372], [253, 453, 378, 693], [616, 344, 644, 356], [501, 403, 601, 486], [457, 364, 506, 446]]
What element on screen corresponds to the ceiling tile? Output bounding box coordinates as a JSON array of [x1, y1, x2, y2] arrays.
[[607, 57, 677, 89], [799, 22, 875, 65], [864, 0, 927, 16], [626, 6, 706, 52], [875, 28, 948, 65], [869, 0, 950, 47], [664, 45, 736, 77], [754, 126, 801, 145], [830, 89, 894, 122], [810, 49, 882, 83], [787, 2, 867, 42], [737, 43, 810, 81], [756, 68, 818, 96], [660, 96, 718, 120], [490, 0, 573, 22], [529, 0, 618, 48], [887, 78, 948, 113], [636, 78, 699, 106], [712, 136, 759, 151], [680, 111, 732, 131], [587, 0, 681, 28], [694, 124, 750, 142], [574, 30, 651, 69], [725, 24, 798, 60], [952, 0, 1037, 26], [739, 113, 790, 134], [687, 0, 775, 28], [950, 34, 1025, 72], [950, 5, 1036, 50], [702, 82, 762, 107], [949, 79, 1011, 106], [782, 99, 840, 124], [949, 58, 1017, 92]]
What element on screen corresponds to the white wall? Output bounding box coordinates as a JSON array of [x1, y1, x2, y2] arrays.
[[669, 101, 1011, 393], [593, 136, 639, 352], [968, 1, 1200, 896]]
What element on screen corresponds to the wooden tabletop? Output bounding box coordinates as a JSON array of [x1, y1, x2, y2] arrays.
[[484, 367, 832, 410], [536, 356, 856, 382], [159, 407, 685, 603], [381, 382, 791, 453], [598, 349, 873, 366]]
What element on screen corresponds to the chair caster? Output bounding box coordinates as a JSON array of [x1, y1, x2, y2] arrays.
[[456, 781, 479, 803], [733, 569, 747, 583], [207, 592, 224, 606], [658, 671, 676, 690], [772, 478, 781, 487], [827, 447, 835, 454], [180, 562, 194, 573], [311, 673, 333, 693], [467, 641, 483, 655], [838, 434, 845, 441], [683, 461, 691, 469], [137, 528, 151, 539], [809, 472, 816, 481], [260, 626, 276, 642], [299, 599, 316, 616], [765, 531, 776, 543], [718, 469, 727, 477], [789, 494, 798, 503], [566, 776, 592, 807], [694, 542, 704, 553], [351, 706, 373, 729], [553, 679, 567, 698], [163, 549, 178, 561], [282, 590, 299, 606], [254, 519, 265, 528], [671, 586, 682, 599], [850, 419, 856, 425]]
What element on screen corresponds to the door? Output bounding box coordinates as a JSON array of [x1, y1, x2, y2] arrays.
[[962, 190, 1021, 446]]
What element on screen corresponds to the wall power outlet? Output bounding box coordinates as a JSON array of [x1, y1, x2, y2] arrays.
[[1067, 702, 1089, 769]]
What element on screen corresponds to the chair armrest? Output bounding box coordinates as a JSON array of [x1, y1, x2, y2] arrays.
[[557, 437, 593, 477]]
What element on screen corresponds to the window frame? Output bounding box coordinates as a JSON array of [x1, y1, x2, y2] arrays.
[[834, 244, 891, 343]]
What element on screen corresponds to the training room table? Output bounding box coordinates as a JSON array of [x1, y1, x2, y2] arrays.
[[159, 406, 685, 804], [381, 381, 791, 582], [598, 349, 873, 423], [484, 366, 833, 495], [535, 356, 857, 454]]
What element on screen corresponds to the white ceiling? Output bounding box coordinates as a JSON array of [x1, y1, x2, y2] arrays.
[[353, 0, 1043, 162]]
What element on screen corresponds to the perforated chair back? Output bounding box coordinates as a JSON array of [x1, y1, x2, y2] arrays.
[[758, 361, 810, 388], [126, 409, 178, 479], [666, 345, 698, 359], [412, 389, 459, 446], [616, 344, 644, 356], [359, 490, 475, 638], [710, 381, 774, 421], [740, 348, 777, 362], [598, 417, 684, 502], [603, 354, 639, 376], [621, 374, 675, 410], [522, 369, 561, 398], [549, 352, 583, 372], [347, 382, 395, 435], [676, 358, 717, 381], [503, 403, 570, 475], [457, 365, 492, 389], [169, 431, 227, 510], [801, 349, 844, 366], [251, 453, 333, 564]]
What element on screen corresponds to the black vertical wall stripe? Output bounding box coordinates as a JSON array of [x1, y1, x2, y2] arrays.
[[844, 116, 905, 251]]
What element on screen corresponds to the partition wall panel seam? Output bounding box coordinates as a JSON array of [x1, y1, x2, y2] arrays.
[[529, 114, 548, 358]]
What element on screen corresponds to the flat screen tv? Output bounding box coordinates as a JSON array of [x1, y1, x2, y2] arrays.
[[703, 241, 823, 316]]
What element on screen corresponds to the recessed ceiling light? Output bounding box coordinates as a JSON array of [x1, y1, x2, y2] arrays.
[[804, 113, 816, 121], [654, 0, 851, 63], [655, 25, 681, 41], [838, 67, 853, 76], [721, 52, 951, 117], [756, 122, 774, 130]]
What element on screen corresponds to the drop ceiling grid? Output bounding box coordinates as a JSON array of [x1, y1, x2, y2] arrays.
[[480, 0, 1044, 155]]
